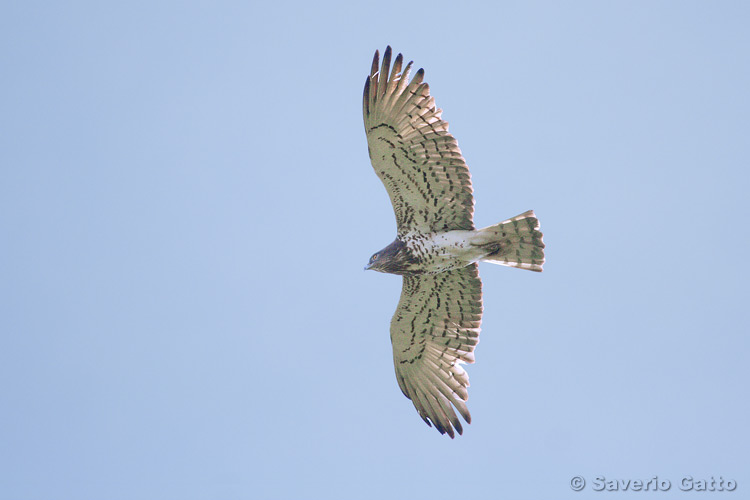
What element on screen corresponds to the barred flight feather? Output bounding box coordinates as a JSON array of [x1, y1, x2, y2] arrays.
[[390, 264, 482, 438]]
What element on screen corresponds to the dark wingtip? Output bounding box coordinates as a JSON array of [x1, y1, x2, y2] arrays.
[[363, 77, 371, 114], [431, 418, 455, 438], [391, 53, 404, 80], [370, 49, 379, 76], [380, 47, 392, 93], [410, 67, 425, 86]]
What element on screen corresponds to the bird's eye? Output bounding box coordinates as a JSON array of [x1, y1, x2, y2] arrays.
[[372, 253, 378, 261]]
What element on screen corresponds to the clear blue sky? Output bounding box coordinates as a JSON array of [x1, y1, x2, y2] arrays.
[[1, 1, 748, 499]]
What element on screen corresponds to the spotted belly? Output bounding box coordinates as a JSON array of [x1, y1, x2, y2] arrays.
[[402, 230, 482, 274]]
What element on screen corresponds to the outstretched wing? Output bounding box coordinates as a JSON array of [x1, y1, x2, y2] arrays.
[[390, 264, 483, 437], [363, 46, 475, 237]]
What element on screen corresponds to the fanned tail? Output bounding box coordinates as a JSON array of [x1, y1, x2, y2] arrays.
[[472, 210, 545, 272]]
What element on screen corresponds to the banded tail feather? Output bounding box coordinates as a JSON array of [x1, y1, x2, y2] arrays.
[[472, 210, 545, 272]]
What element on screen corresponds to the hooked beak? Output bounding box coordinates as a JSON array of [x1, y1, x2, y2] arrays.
[[364, 261, 373, 271]]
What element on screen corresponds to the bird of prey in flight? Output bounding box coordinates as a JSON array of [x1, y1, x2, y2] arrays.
[[363, 46, 545, 438]]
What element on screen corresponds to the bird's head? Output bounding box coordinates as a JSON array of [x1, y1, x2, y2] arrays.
[[364, 238, 412, 274], [364, 251, 384, 272]]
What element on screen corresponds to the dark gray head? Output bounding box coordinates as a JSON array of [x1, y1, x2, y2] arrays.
[[364, 238, 415, 275]]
